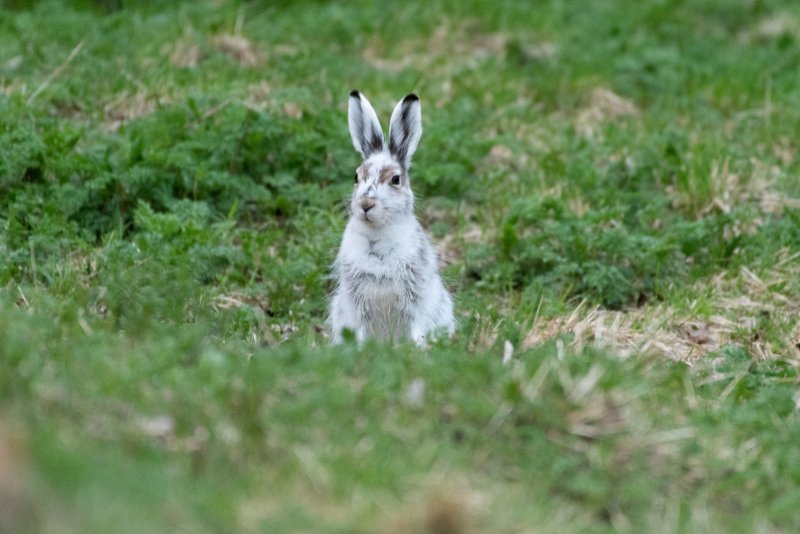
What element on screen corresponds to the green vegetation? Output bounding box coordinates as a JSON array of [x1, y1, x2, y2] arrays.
[[1, 0, 800, 531]]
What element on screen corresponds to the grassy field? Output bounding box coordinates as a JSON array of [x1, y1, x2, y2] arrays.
[[2, 0, 800, 532]]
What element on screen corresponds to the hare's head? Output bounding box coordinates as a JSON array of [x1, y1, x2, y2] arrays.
[[347, 90, 422, 226]]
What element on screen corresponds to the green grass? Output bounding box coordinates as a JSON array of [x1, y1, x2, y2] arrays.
[[1, 0, 800, 532]]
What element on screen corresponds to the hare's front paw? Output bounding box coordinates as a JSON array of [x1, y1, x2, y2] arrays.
[[410, 327, 428, 349]]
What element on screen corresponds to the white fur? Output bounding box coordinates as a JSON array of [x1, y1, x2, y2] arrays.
[[329, 92, 455, 346], [348, 92, 383, 159], [388, 96, 422, 168]]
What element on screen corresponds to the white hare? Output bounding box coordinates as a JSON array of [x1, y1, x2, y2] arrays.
[[328, 90, 455, 346]]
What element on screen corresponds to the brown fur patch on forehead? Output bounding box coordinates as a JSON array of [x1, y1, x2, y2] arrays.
[[378, 164, 403, 184], [356, 161, 372, 178]]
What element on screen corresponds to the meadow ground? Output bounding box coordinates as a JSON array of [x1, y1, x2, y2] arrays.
[[1, 0, 800, 532]]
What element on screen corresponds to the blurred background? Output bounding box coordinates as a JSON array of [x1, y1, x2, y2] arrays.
[[2, 0, 800, 532]]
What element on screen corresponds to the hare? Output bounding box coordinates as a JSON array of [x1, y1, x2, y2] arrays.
[[328, 90, 455, 346]]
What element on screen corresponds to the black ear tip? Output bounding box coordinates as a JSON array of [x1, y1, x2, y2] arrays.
[[350, 89, 361, 98], [403, 93, 419, 102]]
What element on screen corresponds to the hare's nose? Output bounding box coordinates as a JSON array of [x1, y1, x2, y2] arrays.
[[359, 198, 376, 213]]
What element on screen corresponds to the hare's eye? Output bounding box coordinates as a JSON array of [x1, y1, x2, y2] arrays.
[[354, 172, 359, 183], [391, 175, 401, 185]]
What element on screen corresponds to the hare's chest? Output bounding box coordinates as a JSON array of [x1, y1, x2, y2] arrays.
[[341, 258, 412, 339], [344, 258, 409, 302], [338, 229, 426, 308], [353, 275, 411, 339], [342, 243, 415, 301]]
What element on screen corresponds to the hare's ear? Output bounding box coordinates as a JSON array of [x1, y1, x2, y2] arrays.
[[348, 90, 384, 159], [388, 93, 422, 168]]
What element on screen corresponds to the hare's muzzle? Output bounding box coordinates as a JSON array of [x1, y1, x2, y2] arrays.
[[359, 198, 376, 213]]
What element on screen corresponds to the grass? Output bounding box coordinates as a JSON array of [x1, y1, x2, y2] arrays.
[[1, 0, 800, 531]]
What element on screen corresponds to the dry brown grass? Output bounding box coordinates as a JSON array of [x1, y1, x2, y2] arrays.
[[523, 302, 739, 363], [666, 156, 800, 221], [382, 476, 485, 534], [167, 37, 202, 68], [243, 80, 273, 112], [576, 88, 640, 139], [362, 20, 552, 112], [522, 256, 800, 364], [213, 34, 262, 67], [212, 292, 280, 345], [0, 418, 36, 533], [104, 90, 162, 130], [362, 22, 508, 74]]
